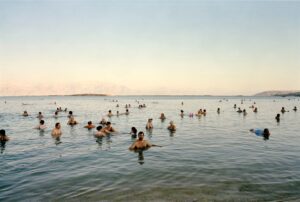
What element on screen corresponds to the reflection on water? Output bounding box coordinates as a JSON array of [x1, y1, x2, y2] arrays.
[[0, 141, 6, 154]]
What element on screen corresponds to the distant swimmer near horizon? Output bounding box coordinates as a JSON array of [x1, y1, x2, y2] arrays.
[[275, 114, 280, 122], [250, 128, 270, 140]]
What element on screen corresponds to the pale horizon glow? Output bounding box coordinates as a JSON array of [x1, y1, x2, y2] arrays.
[[0, 0, 300, 96]]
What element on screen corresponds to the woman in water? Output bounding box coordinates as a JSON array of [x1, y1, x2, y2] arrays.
[[130, 127, 138, 139], [67, 116, 78, 125]]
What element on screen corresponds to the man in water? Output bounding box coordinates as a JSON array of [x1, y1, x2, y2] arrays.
[[51, 122, 62, 137], [101, 122, 116, 134], [84, 121, 95, 129], [129, 131, 153, 150], [167, 121, 176, 132]]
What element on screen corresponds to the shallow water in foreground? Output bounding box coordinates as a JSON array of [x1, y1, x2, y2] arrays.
[[0, 96, 300, 201]]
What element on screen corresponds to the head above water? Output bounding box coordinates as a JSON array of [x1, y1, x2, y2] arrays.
[[96, 126, 102, 131], [55, 122, 60, 129], [0, 129, 6, 136], [131, 127, 137, 134], [88, 121, 92, 125], [138, 131, 144, 140], [40, 120, 45, 125], [69, 111, 73, 115], [106, 122, 111, 126]]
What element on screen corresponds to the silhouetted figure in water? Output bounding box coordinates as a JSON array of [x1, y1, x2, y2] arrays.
[[275, 114, 280, 122]]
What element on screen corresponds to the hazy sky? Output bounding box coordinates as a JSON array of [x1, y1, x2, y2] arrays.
[[0, 0, 300, 95]]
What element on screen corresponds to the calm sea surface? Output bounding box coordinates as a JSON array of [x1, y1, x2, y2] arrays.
[[0, 96, 299, 201]]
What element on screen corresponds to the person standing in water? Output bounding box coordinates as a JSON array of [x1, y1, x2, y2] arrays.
[[275, 114, 280, 122], [0, 129, 9, 141], [146, 119, 153, 130], [129, 131, 153, 150], [51, 123, 62, 137]]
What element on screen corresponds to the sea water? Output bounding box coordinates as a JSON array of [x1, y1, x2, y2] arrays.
[[0, 96, 299, 201]]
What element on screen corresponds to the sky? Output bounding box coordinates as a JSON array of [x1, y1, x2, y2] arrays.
[[0, 0, 300, 96]]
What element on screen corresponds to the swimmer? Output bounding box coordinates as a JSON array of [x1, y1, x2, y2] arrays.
[[180, 110, 184, 117], [203, 109, 207, 116], [23, 111, 29, 117], [233, 104, 237, 109], [237, 108, 242, 113], [68, 111, 73, 118], [0, 129, 9, 141], [94, 126, 105, 137], [37, 112, 44, 119], [51, 123, 62, 137], [217, 108, 220, 114], [68, 116, 78, 125], [84, 121, 95, 129], [35, 120, 47, 130], [146, 118, 153, 130], [130, 127, 138, 139], [250, 128, 270, 140], [243, 109, 247, 116], [159, 113, 166, 120], [54, 111, 59, 118], [129, 131, 153, 150], [101, 122, 116, 134], [275, 114, 280, 122], [167, 121, 176, 132], [281, 107, 286, 113], [125, 109, 129, 115], [107, 110, 113, 117], [253, 107, 258, 113], [99, 118, 107, 125], [293, 106, 297, 111]]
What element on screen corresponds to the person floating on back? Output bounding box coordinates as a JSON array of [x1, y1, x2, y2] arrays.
[[250, 128, 270, 140]]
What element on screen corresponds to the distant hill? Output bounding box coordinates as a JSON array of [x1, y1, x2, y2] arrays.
[[254, 91, 300, 96], [69, 94, 109, 96]]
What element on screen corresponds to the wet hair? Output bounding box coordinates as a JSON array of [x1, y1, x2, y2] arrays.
[[69, 111, 73, 115], [109, 110, 112, 113], [106, 122, 111, 125], [55, 122, 60, 128], [88, 121, 92, 125], [131, 127, 137, 134], [0, 129, 6, 136], [38, 112, 42, 114], [40, 120, 45, 125], [138, 131, 144, 136], [96, 126, 102, 131]]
